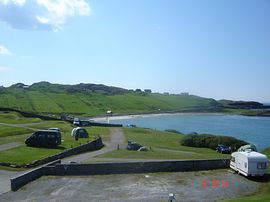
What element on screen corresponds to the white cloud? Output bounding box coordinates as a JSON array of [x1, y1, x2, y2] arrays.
[[0, 45, 12, 55], [0, 0, 91, 31], [0, 0, 25, 6]]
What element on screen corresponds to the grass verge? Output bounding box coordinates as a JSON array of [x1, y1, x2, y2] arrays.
[[98, 127, 228, 159]]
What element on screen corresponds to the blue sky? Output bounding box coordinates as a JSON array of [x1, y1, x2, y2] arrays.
[[0, 0, 269, 102]]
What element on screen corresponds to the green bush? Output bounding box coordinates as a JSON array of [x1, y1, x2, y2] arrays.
[[181, 134, 248, 150]]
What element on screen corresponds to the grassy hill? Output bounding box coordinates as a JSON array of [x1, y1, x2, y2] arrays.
[[0, 82, 221, 116]]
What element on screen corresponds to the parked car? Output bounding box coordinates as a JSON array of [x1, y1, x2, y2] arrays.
[[127, 141, 142, 151], [25, 130, 61, 148], [73, 117, 81, 126], [216, 144, 231, 154]]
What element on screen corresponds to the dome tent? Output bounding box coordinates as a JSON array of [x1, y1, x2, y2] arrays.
[[238, 144, 257, 152], [71, 127, 89, 138]]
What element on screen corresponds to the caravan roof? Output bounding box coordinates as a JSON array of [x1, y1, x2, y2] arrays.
[[238, 151, 267, 161]]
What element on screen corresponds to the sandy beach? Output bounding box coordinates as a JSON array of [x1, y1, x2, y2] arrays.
[[91, 112, 229, 122]]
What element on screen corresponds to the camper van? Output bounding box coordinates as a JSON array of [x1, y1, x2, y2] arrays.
[[25, 130, 61, 148], [230, 151, 268, 177], [73, 118, 81, 126]]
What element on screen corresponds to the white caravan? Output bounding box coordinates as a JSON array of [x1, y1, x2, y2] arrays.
[[230, 151, 268, 177]]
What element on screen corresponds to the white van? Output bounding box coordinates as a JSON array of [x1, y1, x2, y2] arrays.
[[73, 117, 80, 126], [230, 151, 268, 177]]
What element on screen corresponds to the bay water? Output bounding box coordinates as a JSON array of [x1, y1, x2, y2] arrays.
[[110, 114, 270, 151]]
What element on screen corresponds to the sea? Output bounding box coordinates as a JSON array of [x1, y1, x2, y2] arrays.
[[110, 113, 270, 151]]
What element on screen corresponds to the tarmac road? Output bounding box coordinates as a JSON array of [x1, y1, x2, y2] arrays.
[[0, 169, 262, 202]]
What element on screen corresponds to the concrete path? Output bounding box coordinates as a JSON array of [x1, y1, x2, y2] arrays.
[[0, 142, 22, 152], [62, 128, 126, 163]]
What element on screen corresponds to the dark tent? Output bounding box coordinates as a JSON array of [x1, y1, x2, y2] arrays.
[[71, 127, 89, 138]]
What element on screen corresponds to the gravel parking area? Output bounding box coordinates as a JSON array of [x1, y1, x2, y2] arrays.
[[0, 169, 262, 202]]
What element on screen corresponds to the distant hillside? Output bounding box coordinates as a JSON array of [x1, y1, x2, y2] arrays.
[[218, 99, 265, 109], [0, 82, 222, 116]]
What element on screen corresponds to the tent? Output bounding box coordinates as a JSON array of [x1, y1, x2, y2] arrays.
[[237, 144, 257, 152], [71, 127, 89, 138]]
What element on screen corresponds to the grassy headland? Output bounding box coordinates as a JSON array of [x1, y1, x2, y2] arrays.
[[0, 81, 230, 116], [1, 82, 268, 117]]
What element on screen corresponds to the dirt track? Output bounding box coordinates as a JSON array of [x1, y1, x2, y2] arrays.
[[0, 169, 262, 202]]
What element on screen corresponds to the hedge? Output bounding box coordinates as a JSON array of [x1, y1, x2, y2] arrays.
[[181, 134, 248, 151]]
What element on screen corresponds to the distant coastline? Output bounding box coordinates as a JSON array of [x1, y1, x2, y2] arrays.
[[91, 111, 270, 122]]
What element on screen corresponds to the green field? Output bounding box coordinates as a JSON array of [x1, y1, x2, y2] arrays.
[[98, 128, 228, 160], [0, 111, 41, 123], [0, 125, 33, 138], [0, 87, 220, 115], [1, 82, 268, 117]]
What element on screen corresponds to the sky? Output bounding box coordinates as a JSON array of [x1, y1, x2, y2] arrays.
[[0, 0, 269, 102]]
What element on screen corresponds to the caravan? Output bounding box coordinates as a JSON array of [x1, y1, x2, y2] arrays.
[[230, 150, 268, 177]]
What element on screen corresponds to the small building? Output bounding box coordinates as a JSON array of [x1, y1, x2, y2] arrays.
[[180, 92, 189, 96], [144, 89, 152, 93]]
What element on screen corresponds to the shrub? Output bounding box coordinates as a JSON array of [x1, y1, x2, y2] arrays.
[[181, 134, 248, 150]]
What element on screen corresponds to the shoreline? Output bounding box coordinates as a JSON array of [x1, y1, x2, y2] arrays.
[[90, 112, 235, 122], [88, 109, 270, 122]]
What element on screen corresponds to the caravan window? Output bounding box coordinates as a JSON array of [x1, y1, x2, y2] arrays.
[[231, 157, 235, 162], [257, 162, 266, 169]]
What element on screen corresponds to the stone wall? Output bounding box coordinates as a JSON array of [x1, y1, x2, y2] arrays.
[[2, 138, 103, 168], [10, 160, 61, 191], [10, 158, 230, 191], [44, 159, 230, 176], [0, 107, 61, 121], [30, 138, 103, 167]]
